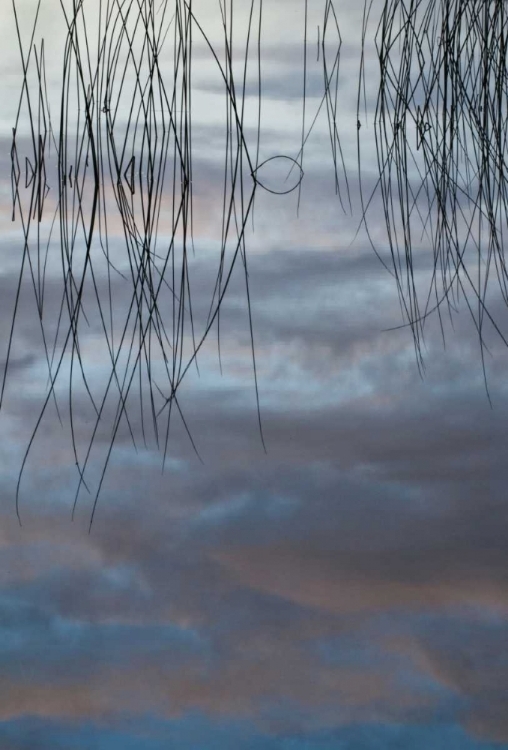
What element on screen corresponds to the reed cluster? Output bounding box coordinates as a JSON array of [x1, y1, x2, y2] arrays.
[[5, 0, 508, 522]]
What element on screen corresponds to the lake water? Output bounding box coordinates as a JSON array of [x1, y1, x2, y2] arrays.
[[0, 2, 507, 749]]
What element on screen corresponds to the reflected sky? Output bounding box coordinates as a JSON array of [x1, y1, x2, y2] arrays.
[[1, 1, 508, 749]]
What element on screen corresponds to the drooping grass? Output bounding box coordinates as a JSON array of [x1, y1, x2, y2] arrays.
[[361, 0, 508, 385], [9, 0, 508, 526], [5, 0, 321, 527]]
